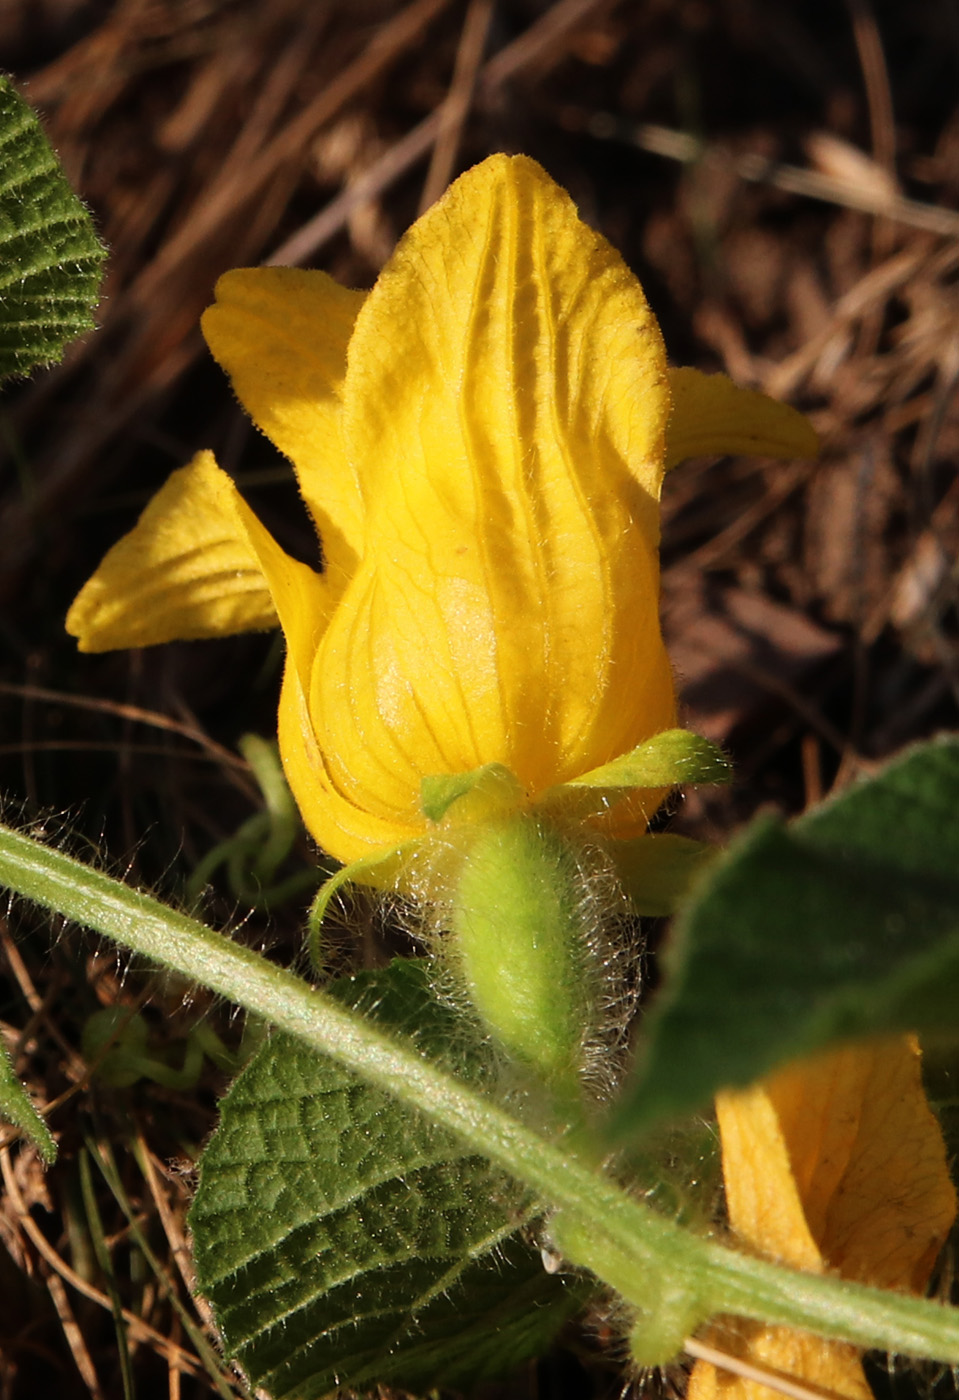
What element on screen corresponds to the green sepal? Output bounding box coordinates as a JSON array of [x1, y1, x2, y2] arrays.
[[611, 833, 720, 917], [563, 729, 730, 792], [306, 839, 413, 973], [189, 959, 589, 1397], [421, 762, 524, 823], [0, 1037, 56, 1163], [0, 74, 106, 379]]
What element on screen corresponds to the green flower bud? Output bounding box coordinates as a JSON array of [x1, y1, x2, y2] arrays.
[[447, 813, 593, 1099]]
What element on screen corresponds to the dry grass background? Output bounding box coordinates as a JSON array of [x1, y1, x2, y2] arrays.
[[1, 0, 958, 1396]]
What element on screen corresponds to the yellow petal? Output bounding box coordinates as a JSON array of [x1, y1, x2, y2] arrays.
[[201, 267, 367, 588], [718, 1037, 955, 1290], [763, 1037, 956, 1293], [687, 1321, 873, 1400], [226, 477, 416, 862], [699, 1038, 956, 1400], [212, 483, 351, 849], [171, 469, 356, 854], [301, 153, 676, 854], [277, 660, 423, 866], [66, 451, 279, 651], [665, 368, 818, 470], [224, 482, 333, 695], [715, 1083, 823, 1271]]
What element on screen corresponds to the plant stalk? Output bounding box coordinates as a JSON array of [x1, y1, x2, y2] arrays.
[[3, 821, 959, 1363]]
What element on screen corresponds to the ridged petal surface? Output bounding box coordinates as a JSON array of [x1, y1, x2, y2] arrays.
[[201, 267, 366, 590], [300, 154, 677, 856], [66, 451, 279, 651], [762, 1037, 955, 1292]]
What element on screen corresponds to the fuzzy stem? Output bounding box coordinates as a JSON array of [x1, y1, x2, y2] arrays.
[[3, 820, 959, 1363]]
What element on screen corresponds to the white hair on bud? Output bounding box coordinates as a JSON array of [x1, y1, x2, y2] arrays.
[[384, 817, 645, 1117]]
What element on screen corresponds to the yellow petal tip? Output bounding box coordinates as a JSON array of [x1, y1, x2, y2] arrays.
[[666, 367, 819, 469], [67, 451, 279, 652]]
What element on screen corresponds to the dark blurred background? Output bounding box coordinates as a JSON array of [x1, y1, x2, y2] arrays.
[[1, 1, 958, 1396]]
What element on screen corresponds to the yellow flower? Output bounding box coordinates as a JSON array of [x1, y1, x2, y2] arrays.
[[688, 1037, 956, 1400], [67, 154, 815, 867]]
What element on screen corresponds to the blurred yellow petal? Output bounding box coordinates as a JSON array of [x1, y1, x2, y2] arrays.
[[764, 1037, 956, 1293], [65, 451, 278, 651], [201, 267, 367, 588], [665, 368, 818, 469], [689, 1037, 955, 1400], [688, 1321, 872, 1400], [714, 1082, 822, 1271], [302, 153, 676, 857]]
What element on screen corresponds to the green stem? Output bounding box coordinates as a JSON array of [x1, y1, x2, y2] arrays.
[[3, 821, 959, 1363]]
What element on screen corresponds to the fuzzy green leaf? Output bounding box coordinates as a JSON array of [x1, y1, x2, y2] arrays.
[[0, 1037, 56, 1163], [613, 736, 959, 1137], [190, 959, 586, 1398], [0, 74, 105, 379]]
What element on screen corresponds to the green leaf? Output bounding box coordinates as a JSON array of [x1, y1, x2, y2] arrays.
[[190, 959, 587, 1398], [0, 1036, 56, 1163], [613, 736, 959, 1137], [0, 74, 105, 379], [565, 729, 730, 791]]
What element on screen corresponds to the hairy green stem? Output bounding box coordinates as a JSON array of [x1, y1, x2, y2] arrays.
[[3, 821, 959, 1363]]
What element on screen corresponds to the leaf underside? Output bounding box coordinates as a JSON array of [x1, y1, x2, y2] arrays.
[[0, 74, 105, 380], [190, 960, 588, 1398], [615, 736, 959, 1136]]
